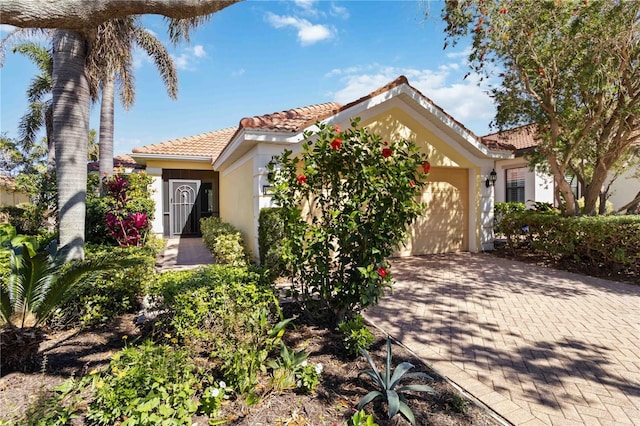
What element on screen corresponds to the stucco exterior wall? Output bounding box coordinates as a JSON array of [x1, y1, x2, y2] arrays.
[[495, 158, 554, 207], [0, 187, 29, 206], [220, 156, 255, 257], [607, 166, 640, 211]]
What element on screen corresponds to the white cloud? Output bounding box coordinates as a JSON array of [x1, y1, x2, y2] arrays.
[[330, 3, 349, 19], [170, 45, 207, 71], [293, 0, 317, 11], [445, 46, 472, 59], [232, 68, 245, 77], [0, 24, 16, 34], [266, 13, 334, 46], [325, 64, 496, 135], [192, 45, 206, 58]]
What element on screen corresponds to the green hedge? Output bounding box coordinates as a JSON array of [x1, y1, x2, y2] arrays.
[[500, 210, 640, 276], [200, 216, 249, 266], [257, 207, 290, 278]]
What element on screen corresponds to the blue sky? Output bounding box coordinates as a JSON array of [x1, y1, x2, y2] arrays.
[[0, 0, 495, 157]]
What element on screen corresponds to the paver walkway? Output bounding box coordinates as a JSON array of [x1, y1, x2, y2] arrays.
[[156, 237, 214, 271], [364, 253, 640, 425]]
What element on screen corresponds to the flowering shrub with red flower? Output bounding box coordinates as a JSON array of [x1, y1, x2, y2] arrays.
[[269, 118, 430, 320], [88, 173, 154, 247]]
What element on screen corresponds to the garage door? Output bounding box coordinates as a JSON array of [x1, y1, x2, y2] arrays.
[[396, 167, 469, 255]]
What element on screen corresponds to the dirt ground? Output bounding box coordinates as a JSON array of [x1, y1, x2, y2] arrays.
[[1, 308, 502, 426]]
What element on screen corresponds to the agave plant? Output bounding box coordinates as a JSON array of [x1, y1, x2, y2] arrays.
[[0, 223, 122, 372], [357, 337, 435, 425]]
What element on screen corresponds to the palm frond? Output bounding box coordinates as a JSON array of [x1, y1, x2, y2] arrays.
[[26, 74, 52, 103], [0, 28, 50, 67], [166, 16, 211, 45], [12, 42, 52, 75], [133, 27, 178, 99], [18, 101, 46, 150]]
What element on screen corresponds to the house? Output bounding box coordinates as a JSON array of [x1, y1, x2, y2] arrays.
[[482, 125, 640, 212], [0, 174, 29, 207], [131, 76, 519, 261]]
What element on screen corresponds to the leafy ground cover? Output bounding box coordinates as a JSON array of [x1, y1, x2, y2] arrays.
[[0, 307, 500, 426]]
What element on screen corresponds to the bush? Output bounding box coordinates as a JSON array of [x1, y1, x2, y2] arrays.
[[494, 202, 525, 236], [0, 203, 40, 235], [49, 244, 157, 328], [337, 315, 375, 359], [86, 340, 199, 425], [258, 207, 290, 277], [500, 210, 640, 277], [200, 216, 249, 266], [86, 172, 154, 246], [148, 265, 285, 395], [271, 118, 430, 320]]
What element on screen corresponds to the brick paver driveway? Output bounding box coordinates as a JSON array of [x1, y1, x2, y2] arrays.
[[365, 253, 640, 425]]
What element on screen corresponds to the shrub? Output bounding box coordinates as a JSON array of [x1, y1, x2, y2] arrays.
[[86, 172, 154, 246], [200, 216, 248, 266], [49, 244, 156, 328], [148, 265, 286, 395], [271, 118, 430, 320], [338, 315, 375, 358], [0, 203, 40, 235], [500, 210, 640, 277], [258, 207, 290, 277], [494, 202, 525, 236], [86, 340, 199, 425]]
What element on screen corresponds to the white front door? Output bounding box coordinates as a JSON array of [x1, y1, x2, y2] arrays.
[[169, 179, 200, 236]]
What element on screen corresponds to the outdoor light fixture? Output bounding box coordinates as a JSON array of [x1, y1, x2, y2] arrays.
[[263, 157, 277, 195], [485, 168, 497, 188]]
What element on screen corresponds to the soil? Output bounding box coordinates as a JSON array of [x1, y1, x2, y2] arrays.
[[0, 307, 502, 426]]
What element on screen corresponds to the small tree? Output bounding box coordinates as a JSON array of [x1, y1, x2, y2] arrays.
[[271, 119, 430, 321]]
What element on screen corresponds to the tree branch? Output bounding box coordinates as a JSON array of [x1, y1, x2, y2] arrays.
[[0, 0, 242, 30]]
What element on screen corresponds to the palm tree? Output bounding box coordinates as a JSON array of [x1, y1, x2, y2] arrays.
[[87, 16, 178, 180]]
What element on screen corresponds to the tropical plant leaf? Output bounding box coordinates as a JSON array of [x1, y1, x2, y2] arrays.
[[401, 371, 433, 381], [398, 399, 416, 425], [361, 369, 385, 390], [356, 390, 383, 410], [396, 384, 436, 394], [389, 361, 415, 389], [385, 337, 392, 386], [361, 347, 383, 388], [386, 389, 400, 419]]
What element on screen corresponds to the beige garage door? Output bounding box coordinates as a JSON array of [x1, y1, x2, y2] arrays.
[[397, 167, 469, 256]]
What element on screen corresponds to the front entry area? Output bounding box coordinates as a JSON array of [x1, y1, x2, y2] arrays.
[[162, 169, 219, 237]]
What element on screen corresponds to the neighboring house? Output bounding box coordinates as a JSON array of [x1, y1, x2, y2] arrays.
[[87, 155, 146, 174], [483, 125, 640, 212], [132, 76, 516, 261], [0, 174, 29, 207]]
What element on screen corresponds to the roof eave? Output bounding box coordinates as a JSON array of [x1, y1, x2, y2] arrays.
[[130, 153, 214, 165]]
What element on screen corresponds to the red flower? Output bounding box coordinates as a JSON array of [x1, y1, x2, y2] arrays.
[[331, 138, 342, 150], [383, 140, 388, 146], [377, 267, 388, 279], [423, 161, 431, 174], [382, 148, 393, 158], [130, 212, 148, 229], [409, 180, 416, 188], [499, 7, 507, 14], [297, 175, 307, 184], [333, 125, 340, 133]]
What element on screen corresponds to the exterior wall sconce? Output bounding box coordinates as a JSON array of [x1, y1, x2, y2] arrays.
[[485, 168, 497, 188], [263, 157, 277, 195]]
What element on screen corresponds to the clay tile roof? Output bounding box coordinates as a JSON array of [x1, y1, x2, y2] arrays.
[[132, 126, 238, 161], [239, 102, 342, 132], [481, 124, 539, 151], [88, 155, 144, 171]]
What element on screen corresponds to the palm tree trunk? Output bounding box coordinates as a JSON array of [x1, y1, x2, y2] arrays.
[[52, 30, 90, 261], [45, 105, 55, 174], [99, 74, 115, 183]]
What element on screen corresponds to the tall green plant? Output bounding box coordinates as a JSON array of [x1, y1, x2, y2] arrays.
[[271, 118, 430, 320]]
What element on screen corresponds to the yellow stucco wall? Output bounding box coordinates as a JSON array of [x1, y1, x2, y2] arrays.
[[219, 157, 256, 257], [0, 187, 29, 207], [362, 107, 477, 169]]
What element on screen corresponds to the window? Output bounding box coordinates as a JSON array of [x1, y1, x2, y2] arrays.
[[506, 167, 526, 203]]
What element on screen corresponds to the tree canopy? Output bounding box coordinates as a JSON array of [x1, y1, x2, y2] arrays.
[[443, 0, 640, 215]]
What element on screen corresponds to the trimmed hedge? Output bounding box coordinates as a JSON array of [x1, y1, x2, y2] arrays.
[[500, 210, 640, 276], [200, 216, 249, 266]]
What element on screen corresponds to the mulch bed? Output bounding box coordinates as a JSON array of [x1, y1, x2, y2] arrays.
[[0, 306, 502, 426]]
